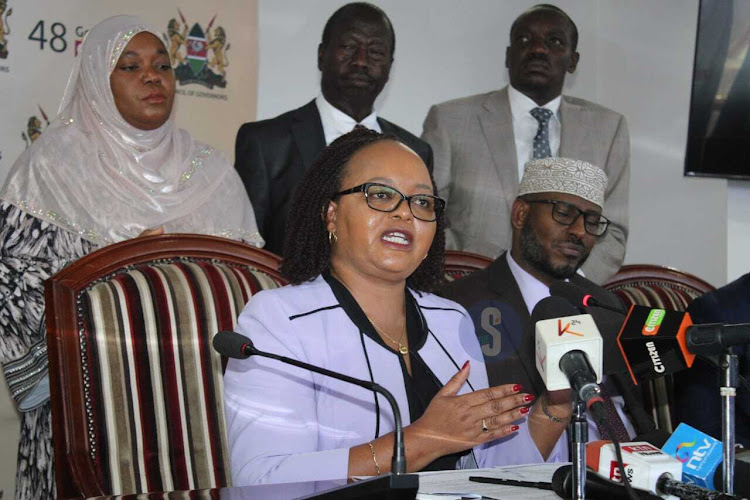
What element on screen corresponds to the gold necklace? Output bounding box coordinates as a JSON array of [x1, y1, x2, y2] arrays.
[[369, 318, 409, 356], [332, 271, 409, 355]]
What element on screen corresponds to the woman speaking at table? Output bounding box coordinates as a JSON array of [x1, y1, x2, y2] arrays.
[[224, 127, 537, 485]]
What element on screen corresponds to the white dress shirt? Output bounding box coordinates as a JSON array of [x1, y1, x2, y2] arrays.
[[315, 94, 381, 146], [508, 84, 562, 180], [505, 251, 636, 462]]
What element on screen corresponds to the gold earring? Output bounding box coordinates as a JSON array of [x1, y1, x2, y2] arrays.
[[328, 230, 338, 245]]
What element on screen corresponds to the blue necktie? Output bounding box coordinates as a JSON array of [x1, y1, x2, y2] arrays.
[[530, 107, 554, 159]]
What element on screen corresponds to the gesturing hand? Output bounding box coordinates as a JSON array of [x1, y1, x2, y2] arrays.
[[408, 361, 533, 460]]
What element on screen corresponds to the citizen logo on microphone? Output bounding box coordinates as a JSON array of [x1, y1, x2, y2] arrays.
[[646, 342, 666, 374], [642, 309, 665, 336], [617, 305, 695, 384]]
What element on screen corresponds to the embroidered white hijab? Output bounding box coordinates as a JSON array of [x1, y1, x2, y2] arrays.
[[1, 15, 263, 247]]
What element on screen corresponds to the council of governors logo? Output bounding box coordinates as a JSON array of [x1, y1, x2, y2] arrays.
[[21, 105, 50, 148], [0, 0, 13, 59], [164, 10, 229, 89]]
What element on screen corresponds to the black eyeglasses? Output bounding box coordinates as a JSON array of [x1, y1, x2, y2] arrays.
[[333, 182, 445, 222], [526, 199, 610, 236]]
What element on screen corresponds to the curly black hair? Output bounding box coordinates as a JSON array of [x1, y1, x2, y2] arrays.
[[281, 127, 445, 292]]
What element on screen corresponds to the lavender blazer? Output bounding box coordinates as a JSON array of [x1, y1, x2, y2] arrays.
[[224, 276, 550, 486]]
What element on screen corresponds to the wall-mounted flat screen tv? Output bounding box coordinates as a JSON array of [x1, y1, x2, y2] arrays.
[[685, 0, 750, 179]]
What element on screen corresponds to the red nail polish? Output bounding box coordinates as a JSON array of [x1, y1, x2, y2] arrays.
[[462, 360, 470, 370], [511, 425, 520, 432], [512, 384, 523, 393], [519, 407, 530, 415], [523, 394, 535, 402]]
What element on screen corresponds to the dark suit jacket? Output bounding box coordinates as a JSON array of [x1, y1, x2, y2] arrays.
[[675, 273, 750, 447], [439, 252, 655, 437], [234, 99, 434, 255]]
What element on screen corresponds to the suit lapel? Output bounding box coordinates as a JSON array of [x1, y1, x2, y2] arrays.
[[291, 100, 326, 172], [559, 97, 592, 158], [478, 87, 519, 213], [377, 117, 393, 134], [487, 253, 547, 395]]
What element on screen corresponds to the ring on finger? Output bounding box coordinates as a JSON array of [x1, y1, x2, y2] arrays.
[[481, 418, 489, 432]]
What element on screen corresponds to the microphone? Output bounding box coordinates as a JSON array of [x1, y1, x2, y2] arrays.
[[587, 440, 683, 494], [532, 297, 605, 412], [588, 439, 743, 500], [551, 281, 750, 380], [685, 323, 750, 355], [655, 476, 741, 500], [214, 330, 412, 477], [552, 465, 662, 500], [616, 305, 696, 384], [662, 423, 723, 490], [548, 281, 631, 376], [661, 423, 750, 497], [550, 280, 627, 315]]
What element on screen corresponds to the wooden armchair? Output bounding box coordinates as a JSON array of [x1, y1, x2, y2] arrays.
[[603, 264, 715, 431], [443, 250, 494, 281], [45, 235, 287, 498]]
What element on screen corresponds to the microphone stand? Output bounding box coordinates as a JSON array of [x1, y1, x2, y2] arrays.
[[721, 350, 738, 495], [244, 343, 419, 496], [570, 395, 588, 500]]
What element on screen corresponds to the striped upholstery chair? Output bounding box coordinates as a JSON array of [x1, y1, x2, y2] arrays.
[[45, 235, 286, 499], [444, 250, 493, 281], [603, 264, 715, 432]]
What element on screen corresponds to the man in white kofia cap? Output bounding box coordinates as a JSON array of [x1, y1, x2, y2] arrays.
[[440, 157, 655, 466]]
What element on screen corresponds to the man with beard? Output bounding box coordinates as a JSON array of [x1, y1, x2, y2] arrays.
[[235, 2, 432, 254], [440, 158, 654, 462], [422, 4, 629, 285]]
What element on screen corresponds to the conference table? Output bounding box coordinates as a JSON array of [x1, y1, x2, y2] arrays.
[[89, 463, 564, 500]]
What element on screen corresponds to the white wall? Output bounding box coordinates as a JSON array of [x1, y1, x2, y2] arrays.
[[257, 0, 732, 287]]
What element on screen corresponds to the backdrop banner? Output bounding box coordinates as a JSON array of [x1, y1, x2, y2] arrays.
[[0, 0, 258, 183], [0, 1, 256, 495]]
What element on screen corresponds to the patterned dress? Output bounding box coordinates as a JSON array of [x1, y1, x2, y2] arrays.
[[0, 202, 96, 500]]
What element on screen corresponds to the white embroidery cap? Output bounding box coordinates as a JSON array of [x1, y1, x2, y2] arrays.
[[518, 157, 608, 208]]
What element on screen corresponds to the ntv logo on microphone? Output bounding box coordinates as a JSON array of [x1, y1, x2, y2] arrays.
[[680, 439, 716, 471]]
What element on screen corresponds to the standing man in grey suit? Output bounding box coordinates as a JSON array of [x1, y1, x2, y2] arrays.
[[235, 2, 432, 255], [422, 4, 628, 284]]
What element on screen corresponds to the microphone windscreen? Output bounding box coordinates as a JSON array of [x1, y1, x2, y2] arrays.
[[549, 280, 589, 310], [532, 296, 580, 323], [213, 330, 251, 359], [552, 464, 662, 500], [551, 465, 570, 498], [550, 280, 629, 376]]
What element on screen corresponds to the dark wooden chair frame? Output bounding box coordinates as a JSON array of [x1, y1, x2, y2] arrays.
[[443, 250, 494, 276], [604, 264, 715, 296], [45, 234, 284, 499]]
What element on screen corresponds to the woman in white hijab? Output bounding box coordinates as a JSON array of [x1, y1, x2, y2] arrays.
[[0, 15, 262, 499]]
